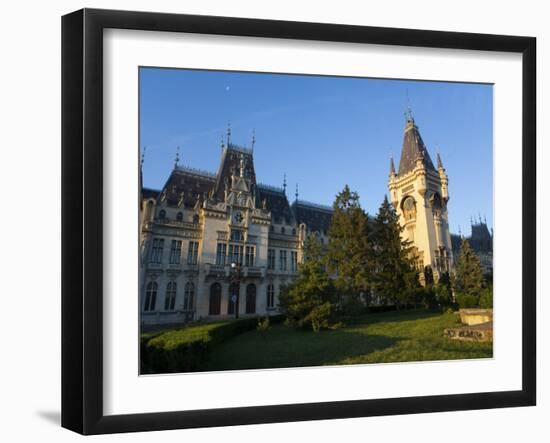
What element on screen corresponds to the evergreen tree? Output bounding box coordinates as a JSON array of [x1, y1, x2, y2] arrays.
[[327, 185, 372, 299], [453, 238, 485, 300], [371, 195, 419, 307], [279, 236, 336, 331]]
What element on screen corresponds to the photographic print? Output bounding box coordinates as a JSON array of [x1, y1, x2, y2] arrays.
[[138, 67, 494, 375]]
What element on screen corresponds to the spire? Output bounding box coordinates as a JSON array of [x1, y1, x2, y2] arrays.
[[295, 183, 299, 202], [390, 156, 396, 175], [283, 173, 287, 195], [251, 129, 256, 153], [437, 152, 443, 169], [174, 146, 180, 169], [220, 133, 225, 152], [140, 146, 146, 170], [397, 112, 435, 176], [226, 122, 231, 146]]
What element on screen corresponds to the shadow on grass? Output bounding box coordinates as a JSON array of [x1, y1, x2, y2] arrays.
[[201, 328, 404, 372]]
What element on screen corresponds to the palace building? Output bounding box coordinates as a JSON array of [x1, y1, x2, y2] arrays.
[[140, 114, 491, 325], [139, 134, 332, 325]]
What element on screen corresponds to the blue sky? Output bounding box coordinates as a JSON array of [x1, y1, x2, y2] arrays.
[[140, 67, 493, 236]]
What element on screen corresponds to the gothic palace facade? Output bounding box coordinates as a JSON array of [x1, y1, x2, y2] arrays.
[[140, 115, 492, 325]]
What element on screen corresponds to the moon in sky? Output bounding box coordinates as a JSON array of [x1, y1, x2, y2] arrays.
[[225, 86, 230, 91]]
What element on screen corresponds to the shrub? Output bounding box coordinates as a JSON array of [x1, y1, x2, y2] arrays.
[[256, 316, 271, 338], [141, 315, 284, 373], [456, 293, 479, 309], [303, 302, 332, 332], [478, 287, 493, 309]]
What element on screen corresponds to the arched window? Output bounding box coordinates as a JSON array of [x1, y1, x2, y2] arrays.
[[193, 214, 200, 224], [184, 282, 194, 311], [164, 281, 177, 311], [246, 283, 256, 314], [159, 209, 166, 220], [144, 281, 158, 311], [270, 225, 274, 232], [281, 227, 286, 235], [209, 283, 222, 315], [228, 282, 239, 315], [266, 284, 275, 308], [176, 212, 183, 222], [292, 228, 296, 236]]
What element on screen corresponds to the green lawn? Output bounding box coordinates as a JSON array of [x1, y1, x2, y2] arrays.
[[200, 310, 492, 371]]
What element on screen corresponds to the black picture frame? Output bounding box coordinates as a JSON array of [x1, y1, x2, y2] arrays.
[[61, 8, 536, 435]]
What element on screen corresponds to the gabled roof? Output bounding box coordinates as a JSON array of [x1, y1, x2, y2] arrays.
[[291, 200, 333, 234], [257, 184, 294, 224], [213, 145, 256, 201], [161, 167, 216, 207], [398, 117, 436, 176]]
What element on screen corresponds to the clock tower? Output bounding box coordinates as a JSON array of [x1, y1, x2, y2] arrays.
[[388, 111, 454, 281]]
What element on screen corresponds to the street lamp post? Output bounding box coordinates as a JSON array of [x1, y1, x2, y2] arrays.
[[230, 262, 241, 319]]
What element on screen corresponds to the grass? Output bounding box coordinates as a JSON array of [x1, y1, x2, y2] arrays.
[[200, 310, 493, 371]]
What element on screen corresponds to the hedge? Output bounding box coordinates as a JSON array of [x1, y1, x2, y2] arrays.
[[141, 315, 284, 374]]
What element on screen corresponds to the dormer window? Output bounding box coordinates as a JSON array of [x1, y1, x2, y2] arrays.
[[159, 209, 166, 219], [176, 212, 183, 222]]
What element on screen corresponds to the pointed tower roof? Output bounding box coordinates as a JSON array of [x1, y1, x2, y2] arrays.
[[389, 157, 396, 175], [397, 114, 436, 176]]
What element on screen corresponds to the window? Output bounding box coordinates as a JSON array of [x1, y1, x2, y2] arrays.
[[231, 229, 244, 241], [176, 212, 183, 222], [193, 214, 199, 224], [270, 225, 274, 232], [183, 282, 194, 311], [228, 244, 243, 266], [187, 241, 199, 265], [245, 284, 256, 314], [292, 228, 296, 236], [281, 227, 286, 235], [279, 250, 287, 271], [164, 281, 177, 311], [169, 240, 182, 264], [245, 246, 255, 267], [144, 281, 157, 311], [290, 251, 298, 272], [150, 238, 164, 263], [159, 209, 166, 219], [216, 243, 227, 265], [209, 283, 221, 315], [267, 284, 275, 308], [267, 249, 275, 270]]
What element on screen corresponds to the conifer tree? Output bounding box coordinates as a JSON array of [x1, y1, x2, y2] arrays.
[[279, 235, 336, 331], [327, 185, 372, 297], [371, 195, 419, 306], [453, 238, 484, 299]]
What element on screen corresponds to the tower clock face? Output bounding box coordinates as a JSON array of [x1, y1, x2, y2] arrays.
[[233, 211, 244, 224]]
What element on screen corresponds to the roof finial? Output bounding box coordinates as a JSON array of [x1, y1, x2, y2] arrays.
[[283, 173, 287, 195], [458, 225, 462, 237], [484, 214, 487, 225], [390, 156, 396, 175], [437, 151, 443, 169], [220, 133, 225, 152], [251, 129, 256, 153], [226, 121, 231, 146], [470, 216, 474, 226], [295, 183, 299, 202], [174, 146, 180, 169], [141, 146, 146, 169], [478, 212, 483, 224], [404, 89, 414, 124]]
